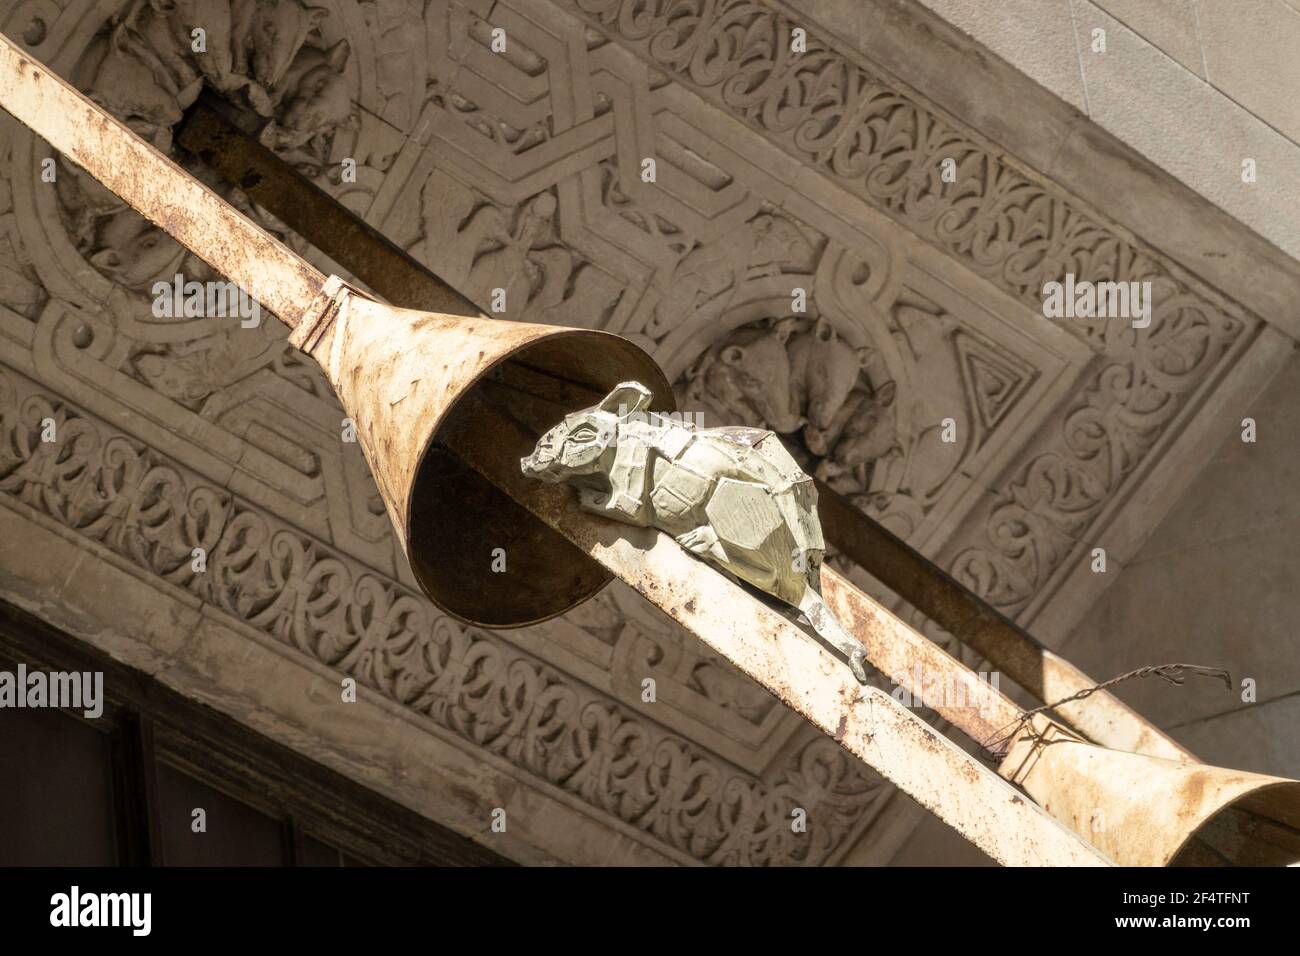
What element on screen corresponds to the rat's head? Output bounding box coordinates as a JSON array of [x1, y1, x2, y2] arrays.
[[521, 382, 654, 483]]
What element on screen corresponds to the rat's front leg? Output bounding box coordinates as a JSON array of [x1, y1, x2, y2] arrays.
[[578, 485, 651, 526], [675, 525, 729, 565], [578, 486, 606, 510]]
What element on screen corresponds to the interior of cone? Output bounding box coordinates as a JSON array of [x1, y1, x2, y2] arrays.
[[1170, 782, 1300, 865], [406, 330, 673, 629]]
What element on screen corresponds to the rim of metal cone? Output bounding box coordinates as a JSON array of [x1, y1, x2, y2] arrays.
[[293, 280, 674, 629], [1001, 716, 1300, 865], [1172, 780, 1300, 866]]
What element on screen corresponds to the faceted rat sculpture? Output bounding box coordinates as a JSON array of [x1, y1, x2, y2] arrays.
[[521, 381, 869, 683]]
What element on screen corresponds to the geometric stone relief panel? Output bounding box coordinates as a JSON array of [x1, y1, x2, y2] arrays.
[[394, 1, 1254, 603], [539, 0, 1255, 608], [393, 0, 1250, 845], [391, 4, 1096, 554], [544, 0, 1256, 622]]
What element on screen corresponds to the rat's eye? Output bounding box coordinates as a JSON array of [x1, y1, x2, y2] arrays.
[[569, 424, 599, 443]]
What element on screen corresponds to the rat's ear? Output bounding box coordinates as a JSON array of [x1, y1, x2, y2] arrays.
[[326, 39, 351, 71], [720, 345, 746, 367], [598, 381, 653, 417]]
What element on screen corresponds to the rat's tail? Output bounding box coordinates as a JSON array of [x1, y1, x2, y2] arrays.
[[798, 586, 868, 684]]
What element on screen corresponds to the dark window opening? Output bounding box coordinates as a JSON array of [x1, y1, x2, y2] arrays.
[[0, 599, 509, 867]]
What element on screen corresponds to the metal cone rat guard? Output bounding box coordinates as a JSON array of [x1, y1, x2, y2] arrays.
[[522, 381, 871, 682]]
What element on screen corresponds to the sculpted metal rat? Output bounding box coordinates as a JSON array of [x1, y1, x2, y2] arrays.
[[521, 381, 869, 683]]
